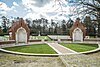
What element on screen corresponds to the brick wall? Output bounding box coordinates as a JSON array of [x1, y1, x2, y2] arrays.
[[0, 40, 15, 45]]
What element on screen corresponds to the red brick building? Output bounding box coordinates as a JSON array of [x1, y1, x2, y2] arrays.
[[8, 18, 30, 43], [70, 18, 86, 42]]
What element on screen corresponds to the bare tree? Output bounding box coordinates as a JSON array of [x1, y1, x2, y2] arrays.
[[78, 0, 100, 37], [54, 0, 100, 36]]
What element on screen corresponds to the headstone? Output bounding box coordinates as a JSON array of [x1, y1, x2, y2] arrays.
[[38, 31, 40, 36], [58, 39, 61, 42]]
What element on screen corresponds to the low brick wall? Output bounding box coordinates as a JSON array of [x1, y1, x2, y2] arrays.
[[61, 39, 71, 41], [84, 39, 100, 41], [53, 39, 58, 41], [0, 38, 100, 45], [0, 39, 43, 45], [0, 40, 15, 45], [29, 39, 42, 42], [58, 38, 100, 42], [44, 39, 48, 41]]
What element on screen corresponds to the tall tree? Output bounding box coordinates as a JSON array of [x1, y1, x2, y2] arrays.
[[41, 18, 48, 34], [0, 26, 3, 34], [61, 19, 67, 35], [83, 16, 96, 36], [51, 19, 56, 34], [25, 18, 32, 28], [1, 16, 9, 33], [66, 18, 74, 35], [67, 18, 74, 28], [31, 20, 37, 34]]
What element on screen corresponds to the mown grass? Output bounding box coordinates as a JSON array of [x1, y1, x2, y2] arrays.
[[60, 43, 98, 52], [3, 44, 56, 54]]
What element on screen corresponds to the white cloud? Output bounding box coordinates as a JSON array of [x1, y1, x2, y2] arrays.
[[0, 11, 7, 15], [22, 0, 52, 7], [0, 0, 77, 21], [13, 2, 19, 6], [22, 0, 70, 21], [13, 10, 17, 12], [33, 0, 52, 7], [0, 2, 18, 16], [0, 2, 11, 11], [24, 13, 41, 19], [22, 0, 35, 6], [22, 0, 53, 13]]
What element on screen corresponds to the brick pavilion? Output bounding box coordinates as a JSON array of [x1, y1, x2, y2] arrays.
[[70, 18, 86, 42], [8, 18, 30, 43]]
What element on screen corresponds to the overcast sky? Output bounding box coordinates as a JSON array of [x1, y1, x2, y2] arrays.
[[0, 0, 78, 21]]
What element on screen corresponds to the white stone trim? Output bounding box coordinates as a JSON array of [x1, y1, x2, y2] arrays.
[[72, 27, 83, 42], [0, 42, 100, 56], [16, 27, 27, 43]]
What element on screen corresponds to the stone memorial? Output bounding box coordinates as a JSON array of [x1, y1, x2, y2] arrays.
[[8, 18, 30, 43], [70, 18, 86, 42]]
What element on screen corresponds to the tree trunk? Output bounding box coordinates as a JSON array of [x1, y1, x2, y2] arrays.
[[97, 18, 100, 37]]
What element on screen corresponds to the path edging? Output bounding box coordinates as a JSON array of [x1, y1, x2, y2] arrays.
[[79, 43, 100, 54], [45, 42, 62, 54], [0, 42, 100, 56]]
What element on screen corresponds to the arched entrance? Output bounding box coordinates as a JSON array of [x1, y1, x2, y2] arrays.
[[16, 27, 27, 43], [73, 28, 83, 42]]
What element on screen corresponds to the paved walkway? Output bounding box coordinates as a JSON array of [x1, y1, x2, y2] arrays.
[[46, 42, 77, 54]]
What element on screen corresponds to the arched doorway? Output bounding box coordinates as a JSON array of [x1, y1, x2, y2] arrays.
[[73, 28, 83, 42], [16, 27, 27, 43]]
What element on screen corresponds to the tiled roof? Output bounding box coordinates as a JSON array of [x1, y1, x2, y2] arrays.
[[8, 18, 30, 32], [70, 18, 86, 38], [70, 19, 85, 33]]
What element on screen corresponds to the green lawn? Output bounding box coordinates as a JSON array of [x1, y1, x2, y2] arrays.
[[60, 43, 98, 52], [3, 44, 56, 54]]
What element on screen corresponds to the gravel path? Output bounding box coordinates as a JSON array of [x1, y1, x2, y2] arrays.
[[47, 42, 76, 54], [61, 51, 100, 67], [0, 52, 64, 67], [0, 51, 100, 67]]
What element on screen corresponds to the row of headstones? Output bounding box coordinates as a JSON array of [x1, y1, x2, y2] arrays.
[[0, 35, 90, 41], [29, 36, 47, 40], [0, 36, 9, 41]]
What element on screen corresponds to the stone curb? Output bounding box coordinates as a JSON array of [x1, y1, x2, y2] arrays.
[[0, 48, 80, 56], [0, 48, 59, 56], [79, 43, 100, 54], [0, 42, 100, 56]]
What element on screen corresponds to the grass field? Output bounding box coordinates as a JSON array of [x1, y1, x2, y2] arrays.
[[3, 44, 56, 54], [60, 43, 98, 52]]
